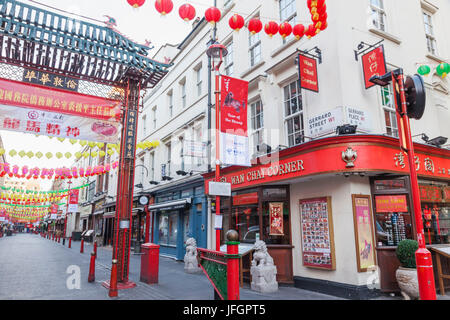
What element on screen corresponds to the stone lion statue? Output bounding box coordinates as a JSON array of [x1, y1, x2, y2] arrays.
[[252, 240, 274, 267], [184, 238, 201, 274]]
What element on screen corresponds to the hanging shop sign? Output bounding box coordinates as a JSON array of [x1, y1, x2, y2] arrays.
[[0, 78, 121, 121], [0, 104, 120, 143], [375, 195, 408, 213], [299, 197, 336, 270], [22, 68, 79, 92], [124, 109, 138, 159], [362, 45, 387, 89], [220, 75, 250, 167], [419, 185, 443, 202], [298, 54, 319, 92], [445, 187, 450, 203], [67, 189, 80, 213], [269, 202, 284, 236], [352, 195, 376, 272]]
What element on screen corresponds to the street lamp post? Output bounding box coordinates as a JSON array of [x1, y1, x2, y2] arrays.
[[206, 43, 228, 252]]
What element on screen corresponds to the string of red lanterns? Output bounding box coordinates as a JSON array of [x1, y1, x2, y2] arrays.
[[125, 0, 328, 40]]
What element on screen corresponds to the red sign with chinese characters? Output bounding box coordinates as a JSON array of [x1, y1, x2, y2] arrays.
[[232, 192, 258, 206], [298, 54, 319, 92], [375, 195, 409, 213], [419, 185, 443, 202], [269, 202, 284, 236], [0, 78, 121, 121], [362, 45, 387, 89], [445, 187, 450, 202]]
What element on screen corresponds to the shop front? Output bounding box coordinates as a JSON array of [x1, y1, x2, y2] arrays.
[[79, 204, 92, 233], [102, 202, 116, 246], [149, 177, 207, 261], [204, 135, 450, 298]]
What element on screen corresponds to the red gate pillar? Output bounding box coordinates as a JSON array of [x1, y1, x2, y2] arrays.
[[110, 78, 140, 289], [226, 230, 240, 300]]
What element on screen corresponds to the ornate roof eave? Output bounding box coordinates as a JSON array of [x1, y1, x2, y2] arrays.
[[0, 0, 173, 88]]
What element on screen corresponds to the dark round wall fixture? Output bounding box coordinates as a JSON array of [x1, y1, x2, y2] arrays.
[[405, 74, 426, 120]]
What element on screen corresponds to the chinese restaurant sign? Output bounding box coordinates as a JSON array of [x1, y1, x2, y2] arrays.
[[352, 195, 376, 272], [375, 195, 408, 213], [0, 104, 120, 143], [300, 197, 335, 270], [0, 78, 121, 121], [298, 54, 319, 92], [220, 75, 250, 167], [362, 45, 387, 89], [232, 192, 258, 206], [269, 202, 284, 236], [124, 109, 138, 159], [23, 68, 79, 92], [419, 185, 443, 202]]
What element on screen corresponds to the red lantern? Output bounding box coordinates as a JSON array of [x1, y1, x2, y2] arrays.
[[264, 21, 279, 37], [279, 22, 292, 39], [293, 24, 305, 40], [155, 0, 173, 15], [229, 14, 244, 31], [127, 0, 145, 8], [205, 6, 221, 24], [248, 18, 263, 34], [179, 3, 196, 21]]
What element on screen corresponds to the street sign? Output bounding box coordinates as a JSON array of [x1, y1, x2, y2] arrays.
[[208, 181, 231, 197]]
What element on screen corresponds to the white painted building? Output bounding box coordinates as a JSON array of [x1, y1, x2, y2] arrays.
[[126, 0, 449, 298]]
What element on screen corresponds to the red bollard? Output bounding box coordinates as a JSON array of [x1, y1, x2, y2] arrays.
[[140, 243, 160, 284], [80, 239, 84, 253], [226, 230, 240, 300], [68, 237, 72, 249], [88, 252, 96, 283], [109, 259, 118, 298], [94, 241, 97, 259], [58, 235, 61, 243]]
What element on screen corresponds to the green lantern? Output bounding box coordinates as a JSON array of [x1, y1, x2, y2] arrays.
[[417, 65, 431, 76], [436, 62, 450, 78]]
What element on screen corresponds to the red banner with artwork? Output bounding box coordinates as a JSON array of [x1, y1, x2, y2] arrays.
[[375, 195, 408, 213], [0, 78, 121, 122], [298, 54, 319, 92], [68, 189, 80, 213], [362, 45, 387, 89], [220, 75, 250, 167], [269, 202, 284, 236]]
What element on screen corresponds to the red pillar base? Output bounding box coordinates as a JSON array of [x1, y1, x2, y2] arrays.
[[88, 252, 96, 283], [101, 280, 137, 290]]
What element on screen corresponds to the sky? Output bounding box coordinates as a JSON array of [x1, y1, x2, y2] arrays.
[[1, 0, 214, 191]]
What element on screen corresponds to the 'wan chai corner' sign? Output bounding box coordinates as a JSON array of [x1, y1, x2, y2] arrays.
[[298, 54, 319, 93]]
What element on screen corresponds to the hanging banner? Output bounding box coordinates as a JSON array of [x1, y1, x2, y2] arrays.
[[0, 104, 120, 143], [220, 75, 250, 167], [352, 195, 376, 272], [269, 202, 284, 236], [298, 54, 319, 92], [0, 78, 121, 121], [50, 203, 58, 220], [67, 189, 80, 213], [362, 45, 387, 89]]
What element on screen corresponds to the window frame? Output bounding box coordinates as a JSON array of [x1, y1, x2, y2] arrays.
[[279, 0, 298, 43], [370, 0, 387, 32], [283, 79, 304, 147], [224, 41, 234, 76], [249, 29, 262, 67], [250, 100, 264, 153], [423, 11, 438, 56], [380, 83, 399, 138]]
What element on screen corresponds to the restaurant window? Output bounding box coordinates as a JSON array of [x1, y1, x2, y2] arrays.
[[283, 80, 304, 147], [158, 212, 178, 247], [419, 182, 450, 245], [370, 0, 387, 32], [380, 83, 398, 138]]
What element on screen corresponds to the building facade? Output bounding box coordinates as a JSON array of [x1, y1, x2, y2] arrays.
[[129, 0, 450, 298]]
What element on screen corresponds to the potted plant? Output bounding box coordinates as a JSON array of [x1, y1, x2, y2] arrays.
[[395, 239, 420, 300]]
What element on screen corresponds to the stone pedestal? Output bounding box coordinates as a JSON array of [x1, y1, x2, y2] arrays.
[[251, 265, 278, 293]]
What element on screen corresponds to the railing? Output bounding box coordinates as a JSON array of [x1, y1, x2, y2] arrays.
[[197, 248, 228, 300]]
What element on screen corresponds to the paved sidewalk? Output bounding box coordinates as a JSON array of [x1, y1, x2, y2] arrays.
[[2, 234, 448, 300]]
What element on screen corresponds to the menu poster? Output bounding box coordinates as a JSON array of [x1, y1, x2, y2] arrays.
[[269, 202, 284, 236], [352, 195, 377, 272], [299, 197, 336, 270]]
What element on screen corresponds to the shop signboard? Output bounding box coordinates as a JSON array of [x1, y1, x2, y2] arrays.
[[220, 75, 250, 167], [269, 202, 284, 236], [208, 181, 231, 197], [232, 192, 258, 206], [298, 54, 319, 92], [445, 187, 450, 203], [419, 185, 443, 202], [299, 197, 336, 270], [67, 189, 80, 213], [362, 45, 387, 89], [22, 68, 80, 92], [352, 195, 376, 272], [375, 195, 408, 213]]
